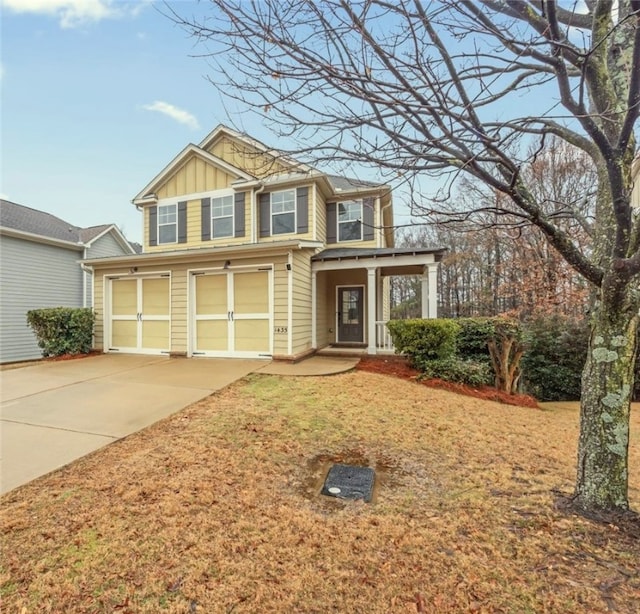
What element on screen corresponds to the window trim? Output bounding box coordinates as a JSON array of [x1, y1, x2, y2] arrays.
[[270, 189, 296, 236], [337, 199, 363, 243], [157, 203, 178, 245], [210, 191, 235, 240]]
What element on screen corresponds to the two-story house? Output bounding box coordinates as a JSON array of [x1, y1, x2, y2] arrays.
[[85, 126, 446, 360]]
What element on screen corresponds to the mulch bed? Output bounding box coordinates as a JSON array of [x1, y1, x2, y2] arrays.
[[357, 356, 540, 408]]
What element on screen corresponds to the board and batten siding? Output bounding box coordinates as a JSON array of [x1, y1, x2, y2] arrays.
[[206, 136, 290, 179], [0, 236, 83, 363], [156, 156, 235, 200], [315, 271, 329, 348], [84, 232, 131, 306]]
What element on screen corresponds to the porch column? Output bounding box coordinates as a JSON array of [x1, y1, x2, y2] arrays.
[[311, 269, 317, 349], [367, 267, 377, 354], [376, 269, 383, 323], [421, 264, 439, 318]]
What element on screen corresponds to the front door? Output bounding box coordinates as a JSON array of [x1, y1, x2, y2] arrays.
[[337, 287, 364, 343]]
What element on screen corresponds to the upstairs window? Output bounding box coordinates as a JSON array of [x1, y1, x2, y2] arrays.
[[212, 194, 234, 239], [271, 189, 296, 235], [158, 203, 177, 244], [338, 200, 363, 242]]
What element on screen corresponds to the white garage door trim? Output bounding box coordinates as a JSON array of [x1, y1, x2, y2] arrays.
[[105, 272, 171, 355], [188, 264, 273, 359]]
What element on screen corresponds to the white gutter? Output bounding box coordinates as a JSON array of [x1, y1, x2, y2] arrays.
[[82, 247, 88, 307], [0, 227, 83, 250]]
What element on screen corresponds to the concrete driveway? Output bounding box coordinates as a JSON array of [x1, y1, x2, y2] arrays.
[[0, 354, 263, 494]]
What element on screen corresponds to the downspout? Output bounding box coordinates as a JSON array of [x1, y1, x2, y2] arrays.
[[82, 247, 88, 307]]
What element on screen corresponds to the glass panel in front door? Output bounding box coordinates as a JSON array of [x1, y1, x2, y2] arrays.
[[339, 288, 363, 342]]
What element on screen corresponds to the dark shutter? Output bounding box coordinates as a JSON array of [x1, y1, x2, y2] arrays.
[[296, 187, 309, 234], [326, 202, 337, 243], [259, 193, 271, 237], [234, 192, 246, 238], [148, 206, 158, 247], [178, 201, 188, 243], [201, 198, 211, 241], [363, 197, 375, 241]]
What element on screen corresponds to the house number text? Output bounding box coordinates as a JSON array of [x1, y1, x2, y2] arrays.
[[274, 327, 288, 334]]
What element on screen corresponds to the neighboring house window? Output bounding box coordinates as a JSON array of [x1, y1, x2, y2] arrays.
[[158, 204, 177, 244], [212, 194, 234, 239], [271, 189, 296, 235], [338, 200, 363, 242]]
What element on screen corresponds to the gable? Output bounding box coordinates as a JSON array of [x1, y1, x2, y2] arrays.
[[205, 134, 299, 180], [156, 154, 239, 199]]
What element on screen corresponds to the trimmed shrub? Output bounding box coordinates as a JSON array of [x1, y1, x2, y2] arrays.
[[419, 357, 493, 387], [26, 307, 95, 358], [387, 318, 460, 366], [456, 317, 495, 362], [520, 315, 589, 401]]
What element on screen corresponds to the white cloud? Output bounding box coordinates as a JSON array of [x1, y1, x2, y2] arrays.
[[0, 0, 149, 29], [142, 101, 200, 130]]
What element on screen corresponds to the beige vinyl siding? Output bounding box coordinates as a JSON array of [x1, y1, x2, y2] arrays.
[[291, 251, 313, 355], [156, 156, 235, 199], [143, 194, 252, 253], [272, 257, 289, 355], [315, 189, 327, 243], [315, 270, 329, 348], [206, 136, 290, 178]]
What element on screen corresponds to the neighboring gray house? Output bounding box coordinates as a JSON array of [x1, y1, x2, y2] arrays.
[[0, 199, 136, 363]]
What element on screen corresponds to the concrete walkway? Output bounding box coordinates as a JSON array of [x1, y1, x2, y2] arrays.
[[255, 355, 359, 376], [0, 355, 262, 494]]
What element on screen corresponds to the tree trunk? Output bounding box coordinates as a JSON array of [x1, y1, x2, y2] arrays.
[[575, 286, 639, 512]]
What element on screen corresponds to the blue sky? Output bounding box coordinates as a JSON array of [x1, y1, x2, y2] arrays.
[[1, 0, 285, 242]]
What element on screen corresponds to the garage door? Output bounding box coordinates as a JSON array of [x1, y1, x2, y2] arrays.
[[109, 276, 170, 354], [192, 268, 271, 358]]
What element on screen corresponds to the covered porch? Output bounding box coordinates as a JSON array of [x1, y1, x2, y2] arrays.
[[310, 247, 447, 355]]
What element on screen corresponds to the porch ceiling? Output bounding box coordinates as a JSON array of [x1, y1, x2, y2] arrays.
[[311, 246, 447, 273]]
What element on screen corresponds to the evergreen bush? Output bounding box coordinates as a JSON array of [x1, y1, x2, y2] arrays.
[[26, 307, 95, 358]]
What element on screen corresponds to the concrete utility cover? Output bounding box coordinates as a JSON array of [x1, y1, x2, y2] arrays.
[[321, 463, 375, 502]]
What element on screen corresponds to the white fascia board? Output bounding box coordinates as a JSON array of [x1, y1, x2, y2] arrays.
[[132, 144, 255, 204], [84, 239, 324, 266], [0, 226, 83, 250], [311, 252, 437, 272]]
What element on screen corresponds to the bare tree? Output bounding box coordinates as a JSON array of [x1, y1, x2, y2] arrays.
[[169, 0, 640, 517]]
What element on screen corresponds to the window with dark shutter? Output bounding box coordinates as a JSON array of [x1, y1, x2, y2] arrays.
[[234, 192, 246, 237], [363, 197, 375, 241], [148, 206, 158, 246], [178, 201, 187, 243], [259, 193, 271, 237], [201, 198, 211, 241], [326, 202, 337, 243], [296, 187, 309, 234]]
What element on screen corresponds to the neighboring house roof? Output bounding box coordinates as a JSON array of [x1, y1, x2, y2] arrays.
[[311, 247, 448, 262], [327, 175, 384, 192], [0, 199, 135, 253]]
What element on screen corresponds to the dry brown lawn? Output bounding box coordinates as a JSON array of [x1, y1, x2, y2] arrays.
[[1, 370, 639, 613]]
